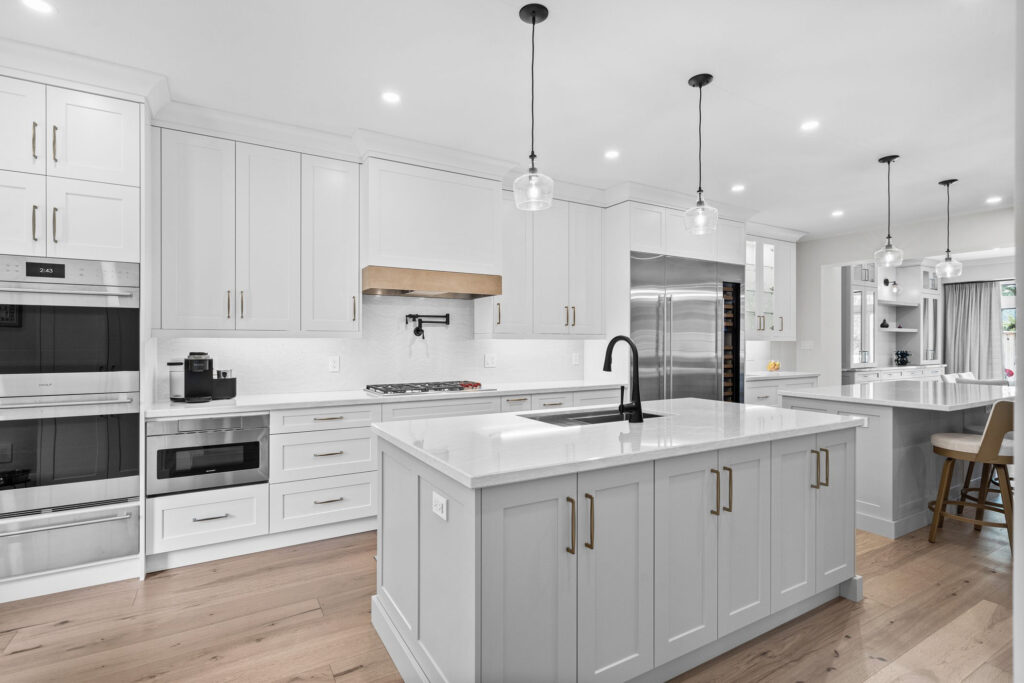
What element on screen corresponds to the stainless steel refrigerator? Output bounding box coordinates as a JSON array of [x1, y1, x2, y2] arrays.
[[630, 251, 744, 402]]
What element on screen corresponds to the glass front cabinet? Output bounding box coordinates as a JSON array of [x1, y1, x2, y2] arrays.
[[745, 236, 795, 341], [842, 265, 877, 368], [921, 293, 940, 363]]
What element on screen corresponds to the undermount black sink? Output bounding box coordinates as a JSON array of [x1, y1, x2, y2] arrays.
[[523, 408, 663, 427]]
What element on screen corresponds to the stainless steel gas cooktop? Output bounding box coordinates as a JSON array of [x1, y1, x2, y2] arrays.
[[365, 381, 494, 396]]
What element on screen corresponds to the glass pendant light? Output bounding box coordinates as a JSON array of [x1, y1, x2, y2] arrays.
[[513, 4, 554, 211], [935, 179, 963, 278], [683, 73, 718, 234], [873, 155, 904, 267]]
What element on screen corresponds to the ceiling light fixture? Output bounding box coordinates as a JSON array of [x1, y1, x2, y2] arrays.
[[986, 196, 1003, 205], [604, 149, 620, 160], [873, 154, 904, 268], [935, 179, 963, 279], [800, 120, 820, 132], [683, 73, 718, 234], [831, 209, 844, 217], [731, 184, 745, 193], [513, 4, 553, 211], [381, 91, 401, 104], [21, 0, 54, 13]]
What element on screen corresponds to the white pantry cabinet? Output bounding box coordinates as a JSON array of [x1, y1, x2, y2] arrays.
[[46, 177, 140, 262], [46, 87, 141, 187], [625, 201, 744, 265], [0, 170, 46, 256], [301, 155, 360, 332], [235, 143, 300, 331], [364, 157, 500, 275], [0, 76, 46, 175], [745, 236, 796, 341]]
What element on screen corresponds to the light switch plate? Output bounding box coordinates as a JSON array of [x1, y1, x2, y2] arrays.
[[484, 353, 497, 368], [327, 355, 341, 372], [431, 492, 448, 521]]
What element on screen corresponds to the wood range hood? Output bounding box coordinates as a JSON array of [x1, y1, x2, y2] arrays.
[[361, 266, 502, 300]]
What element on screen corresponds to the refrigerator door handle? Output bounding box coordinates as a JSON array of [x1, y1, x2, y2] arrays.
[[717, 287, 725, 401], [666, 294, 673, 399]]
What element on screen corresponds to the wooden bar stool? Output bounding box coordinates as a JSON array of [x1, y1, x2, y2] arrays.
[[928, 400, 1014, 547]]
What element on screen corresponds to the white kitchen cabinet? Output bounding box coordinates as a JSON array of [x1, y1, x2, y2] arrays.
[[270, 403, 381, 434], [744, 375, 819, 407], [476, 192, 534, 336], [625, 201, 743, 264], [46, 177, 139, 262], [160, 129, 236, 330], [146, 484, 269, 554], [717, 443, 771, 636], [364, 157, 500, 274], [814, 430, 856, 591], [235, 143, 300, 331], [746, 236, 796, 341], [0, 76, 45, 175], [715, 219, 746, 265], [577, 462, 654, 683], [269, 427, 376, 483], [301, 155, 360, 332], [653, 451, 718, 665], [46, 87, 140, 187], [481, 474, 578, 682], [381, 396, 502, 421], [569, 203, 604, 335], [573, 389, 621, 407], [269, 472, 377, 534], [499, 395, 532, 411], [0, 170, 46, 256], [533, 393, 572, 411]]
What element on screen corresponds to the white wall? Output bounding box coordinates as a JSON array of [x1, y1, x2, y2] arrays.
[[796, 207, 1014, 382], [154, 296, 584, 399]]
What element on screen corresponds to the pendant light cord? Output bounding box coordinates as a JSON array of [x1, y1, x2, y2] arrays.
[[529, 14, 537, 170], [945, 182, 952, 257], [886, 159, 892, 240], [697, 84, 703, 194]]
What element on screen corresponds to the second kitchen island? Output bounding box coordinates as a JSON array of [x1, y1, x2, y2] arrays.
[[371, 398, 863, 683]]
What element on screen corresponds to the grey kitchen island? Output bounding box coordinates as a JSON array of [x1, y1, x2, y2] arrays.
[[370, 398, 863, 683]]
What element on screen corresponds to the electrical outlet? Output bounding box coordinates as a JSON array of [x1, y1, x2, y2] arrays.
[[484, 353, 497, 368], [327, 355, 340, 372], [432, 491, 448, 521], [571, 352, 581, 366]]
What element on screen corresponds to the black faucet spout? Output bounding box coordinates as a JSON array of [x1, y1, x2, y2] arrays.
[[603, 335, 644, 423]]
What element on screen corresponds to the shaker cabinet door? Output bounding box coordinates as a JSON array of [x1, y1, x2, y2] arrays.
[[532, 200, 570, 334], [568, 202, 604, 335], [770, 435, 817, 612], [46, 177, 139, 262], [0, 170, 46, 257], [46, 86, 140, 186], [0, 76, 46, 175], [491, 193, 534, 335], [815, 430, 856, 591]]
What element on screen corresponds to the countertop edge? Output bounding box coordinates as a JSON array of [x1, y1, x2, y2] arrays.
[[776, 389, 999, 412], [745, 372, 821, 381]]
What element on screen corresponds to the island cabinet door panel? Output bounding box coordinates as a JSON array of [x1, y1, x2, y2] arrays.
[[481, 475, 577, 683], [577, 462, 654, 683], [770, 435, 817, 613], [653, 452, 718, 666], [532, 200, 570, 334], [717, 443, 771, 636], [815, 430, 856, 590]]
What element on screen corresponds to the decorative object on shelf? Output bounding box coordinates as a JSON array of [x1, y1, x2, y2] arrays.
[[935, 178, 964, 278], [682, 73, 719, 234], [767, 360, 780, 371], [874, 154, 905, 267], [880, 318, 890, 328], [883, 278, 901, 296], [405, 313, 451, 339], [513, 4, 554, 211], [894, 349, 912, 366], [897, 322, 903, 328]]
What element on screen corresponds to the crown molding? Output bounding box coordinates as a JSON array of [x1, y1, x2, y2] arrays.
[[602, 182, 757, 222], [745, 221, 807, 243], [0, 38, 165, 108], [353, 130, 514, 180]]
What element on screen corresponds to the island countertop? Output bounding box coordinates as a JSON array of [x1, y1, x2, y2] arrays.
[[371, 397, 863, 488], [777, 380, 1015, 412]]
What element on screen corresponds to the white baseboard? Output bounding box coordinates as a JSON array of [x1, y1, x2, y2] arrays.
[[840, 575, 864, 602], [371, 595, 429, 683], [0, 556, 141, 604]]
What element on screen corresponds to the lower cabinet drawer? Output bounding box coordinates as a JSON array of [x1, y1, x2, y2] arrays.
[[573, 389, 621, 407], [270, 428, 376, 483], [532, 393, 572, 411], [854, 372, 879, 383], [878, 370, 903, 380], [381, 397, 502, 421], [147, 485, 269, 555], [924, 367, 945, 376], [270, 403, 382, 434], [269, 473, 377, 533], [500, 395, 532, 412], [901, 369, 923, 378], [746, 385, 779, 405]]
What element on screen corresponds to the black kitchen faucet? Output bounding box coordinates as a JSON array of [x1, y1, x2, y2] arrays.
[[602, 335, 644, 423]]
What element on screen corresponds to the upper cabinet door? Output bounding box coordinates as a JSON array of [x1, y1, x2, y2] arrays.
[[365, 158, 500, 274], [772, 240, 795, 340], [46, 177, 139, 262], [300, 155, 360, 332], [0, 76, 45, 175], [532, 200, 570, 334], [46, 87, 140, 187], [629, 203, 664, 253], [568, 203, 603, 335], [715, 219, 746, 265], [493, 193, 534, 336], [235, 143, 300, 332], [0, 170, 46, 257], [160, 130, 236, 330]]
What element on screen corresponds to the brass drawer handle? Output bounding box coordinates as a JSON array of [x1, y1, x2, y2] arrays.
[[779, 316, 784, 332], [240, 290, 245, 319], [52, 125, 57, 163], [572, 305, 576, 327], [227, 290, 231, 318], [811, 449, 821, 489], [352, 295, 357, 322], [51, 207, 57, 243], [314, 497, 344, 505], [710, 468, 721, 515], [756, 394, 770, 400], [584, 493, 595, 549], [32, 121, 38, 159], [564, 305, 569, 326], [496, 302, 501, 325], [566, 496, 576, 554], [723, 466, 733, 512], [313, 416, 345, 421], [31, 205, 38, 241], [506, 397, 528, 403], [313, 450, 345, 457], [542, 402, 563, 407], [192, 513, 229, 523], [821, 448, 830, 487]]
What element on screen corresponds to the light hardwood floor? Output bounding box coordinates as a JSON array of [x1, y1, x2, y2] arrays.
[[0, 521, 1011, 682]]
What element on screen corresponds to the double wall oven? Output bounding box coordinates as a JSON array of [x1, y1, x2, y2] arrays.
[[0, 256, 141, 579]]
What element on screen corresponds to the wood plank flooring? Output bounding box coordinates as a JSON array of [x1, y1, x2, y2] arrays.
[[0, 518, 1011, 682]]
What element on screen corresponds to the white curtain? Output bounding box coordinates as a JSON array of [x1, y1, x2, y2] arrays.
[[944, 282, 1002, 379]]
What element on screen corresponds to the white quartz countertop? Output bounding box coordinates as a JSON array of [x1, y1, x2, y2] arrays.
[[746, 370, 821, 381], [144, 381, 621, 419], [372, 397, 864, 488], [778, 380, 1015, 411]]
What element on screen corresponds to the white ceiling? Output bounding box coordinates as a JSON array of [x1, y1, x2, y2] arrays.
[[0, 0, 1013, 237]]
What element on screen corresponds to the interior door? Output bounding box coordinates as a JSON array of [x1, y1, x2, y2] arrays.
[[0, 170, 46, 256], [568, 202, 603, 335], [46, 177, 140, 262], [532, 200, 570, 334], [630, 252, 666, 402], [666, 256, 720, 400], [45, 86, 140, 186], [0, 75, 45, 175]]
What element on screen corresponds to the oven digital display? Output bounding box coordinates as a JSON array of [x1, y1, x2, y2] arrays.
[[25, 262, 66, 278]]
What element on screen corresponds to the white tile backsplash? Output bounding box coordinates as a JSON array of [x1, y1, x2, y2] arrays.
[[154, 297, 585, 399], [746, 340, 797, 374]]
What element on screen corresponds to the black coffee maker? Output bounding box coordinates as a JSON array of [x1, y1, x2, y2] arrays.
[[184, 352, 214, 403]]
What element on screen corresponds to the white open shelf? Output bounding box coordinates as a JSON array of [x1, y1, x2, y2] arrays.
[[879, 328, 918, 333], [877, 299, 920, 308]]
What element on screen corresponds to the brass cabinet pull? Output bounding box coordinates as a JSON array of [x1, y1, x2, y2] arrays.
[[506, 397, 528, 403], [779, 316, 784, 332], [566, 496, 576, 554], [572, 306, 577, 327], [313, 450, 344, 457], [496, 302, 501, 325], [314, 497, 344, 505], [32, 121, 38, 159], [352, 295, 357, 322], [192, 513, 229, 523], [584, 493, 595, 549], [756, 394, 770, 400], [710, 468, 721, 515], [564, 305, 569, 326], [821, 448, 830, 487], [52, 125, 57, 163], [240, 290, 245, 319], [543, 401, 563, 407], [313, 415, 345, 421], [31, 205, 38, 241], [811, 449, 821, 489], [51, 207, 57, 242], [723, 466, 733, 512], [227, 290, 231, 318]]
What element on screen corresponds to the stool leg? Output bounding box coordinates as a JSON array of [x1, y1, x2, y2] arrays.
[[930, 458, 955, 543], [996, 464, 1013, 551], [974, 463, 992, 531], [957, 461, 976, 515]]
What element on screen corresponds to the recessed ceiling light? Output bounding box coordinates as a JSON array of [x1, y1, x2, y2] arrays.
[[21, 0, 54, 13], [800, 120, 820, 132], [730, 184, 745, 193], [604, 149, 620, 160], [985, 196, 1003, 204], [831, 209, 844, 217], [381, 91, 401, 105]]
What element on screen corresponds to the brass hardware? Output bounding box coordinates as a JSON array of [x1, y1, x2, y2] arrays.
[[506, 397, 528, 403], [51, 207, 57, 243], [779, 316, 784, 332], [572, 306, 576, 327], [192, 513, 229, 522], [584, 493, 595, 549], [756, 394, 770, 400], [543, 402, 563, 407], [313, 450, 344, 457], [564, 305, 569, 326], [352, 295, 357, 321], [314, 497, 344, 505], [32, 121, 37, 159], [723, 466, 733, 512], [710, 468, 721, 515], [821, 448, 830, 486], [313, 416, 345, 421], [811, 449, 821, 489], [497, 302, 501, 325], [227, 290, 231, 318], [566, 496, 576, 554], [52, 125, 57, 163], [240, 290, 245, 319], [31, 205, 38, 241]]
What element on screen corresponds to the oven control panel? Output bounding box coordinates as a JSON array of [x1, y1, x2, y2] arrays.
[[0, 255, 139, 288]]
